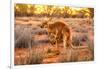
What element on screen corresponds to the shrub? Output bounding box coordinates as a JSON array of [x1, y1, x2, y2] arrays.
[[15, 24, 34, 48], [72, 33, 89, 46]]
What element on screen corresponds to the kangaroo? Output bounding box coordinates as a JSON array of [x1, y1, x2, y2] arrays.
[[41, 18, 71, 48], [41, 18, 93, 62], [41, 18, 89, 50]]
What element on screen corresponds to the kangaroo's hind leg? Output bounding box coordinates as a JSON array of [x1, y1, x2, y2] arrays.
[[55, 28, 59, 49]]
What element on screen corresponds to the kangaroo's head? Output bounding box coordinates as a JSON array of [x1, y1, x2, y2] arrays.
[[40, 17, 52, 28]]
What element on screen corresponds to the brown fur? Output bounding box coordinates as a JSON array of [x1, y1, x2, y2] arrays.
[[47, 21, 71, 48]]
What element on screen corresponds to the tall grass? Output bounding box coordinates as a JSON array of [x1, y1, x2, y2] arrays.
[[29, 49, 44, 64]]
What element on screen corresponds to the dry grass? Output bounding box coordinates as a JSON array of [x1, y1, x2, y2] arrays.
[[59, 47, 93, 62], [15, 47, 46, 65], [28, 49, 45, 64]]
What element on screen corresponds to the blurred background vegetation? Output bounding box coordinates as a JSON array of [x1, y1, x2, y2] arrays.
[[15, 4, 94, 18]]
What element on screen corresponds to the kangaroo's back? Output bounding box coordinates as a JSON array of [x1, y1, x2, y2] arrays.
[[48, 21, 66, 32]]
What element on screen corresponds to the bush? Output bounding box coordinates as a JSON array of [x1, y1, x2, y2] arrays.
[[15, 24, 34, 48], [72, 33, 89, 46]]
